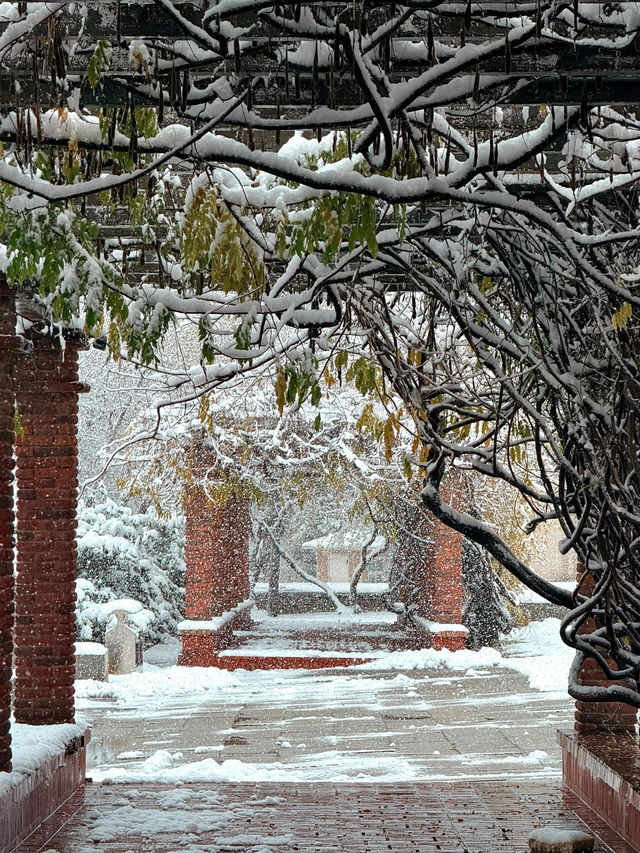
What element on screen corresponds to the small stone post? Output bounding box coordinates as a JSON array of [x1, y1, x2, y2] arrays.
[[104, 609, 140, 675]]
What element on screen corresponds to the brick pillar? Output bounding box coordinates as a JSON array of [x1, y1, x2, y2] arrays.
[[183, 486, 250, 619], [0, 283, 16, 771], [180, 460, 250, 666], [13, 335, 86, 725], [430, 471, 464, 625], [573, 566, 637, 734]]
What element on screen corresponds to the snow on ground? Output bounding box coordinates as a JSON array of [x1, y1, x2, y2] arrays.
[[0, 720, 88, 796], [76, 662, 241, 702], [501, 617, 575, 692], [358, 617, 574, 694], [79, 787, 293, 853], [251, 608, 398, 627], [91, 750, 422, 784], [253, 582, 389, 595], [76, 617, 572, 705], [90, 749, 559, 785], [77, 619, 574, 786]]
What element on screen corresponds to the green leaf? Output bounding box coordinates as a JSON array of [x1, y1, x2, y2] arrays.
[[88, 40, 113, 90]]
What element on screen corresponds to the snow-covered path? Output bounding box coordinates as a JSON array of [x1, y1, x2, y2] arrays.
[[77, 620, 575, 784]]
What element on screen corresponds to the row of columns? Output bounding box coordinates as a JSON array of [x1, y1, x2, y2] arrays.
[[181, 467, 637, 733], [0, 284, 85, 772]]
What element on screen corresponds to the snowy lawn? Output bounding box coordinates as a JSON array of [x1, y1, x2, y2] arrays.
[[76, 619, 575, 785], [356, 617, 574, 693]]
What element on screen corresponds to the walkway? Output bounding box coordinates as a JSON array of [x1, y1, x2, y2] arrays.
[[79, 651, 577, 782], [25, 620, 630, 852], [15, 779, 634, 852]]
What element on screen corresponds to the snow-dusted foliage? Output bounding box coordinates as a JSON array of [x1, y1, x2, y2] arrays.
[[76, 496, 185, 645], [462, 540, 513, 650]]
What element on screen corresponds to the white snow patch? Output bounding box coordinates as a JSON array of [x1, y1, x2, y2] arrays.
[[357, 619, 573, 694], [75, 641, 107, 656], [92, 750, 420, 784], [76, 665, 240, 703], [0, 721, 87, 796]]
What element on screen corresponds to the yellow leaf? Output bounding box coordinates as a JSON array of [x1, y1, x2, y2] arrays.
[[611, 301, 632, 332], [403, 456, 413, 481], [383, 417, 395, 462]]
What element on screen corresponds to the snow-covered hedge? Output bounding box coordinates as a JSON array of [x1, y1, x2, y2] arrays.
[[76, 497, 185, 646]]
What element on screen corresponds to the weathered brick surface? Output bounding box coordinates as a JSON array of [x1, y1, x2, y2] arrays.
[[13, 336, 85, 725], [183, 465, 250, 623], [0, 282, 16, 771], [430, 471, 464, 625], [573, 567, 637, 734], [1, 731, 89, 853], [12, 779, 637, 853], [559, 730, 640, 850]]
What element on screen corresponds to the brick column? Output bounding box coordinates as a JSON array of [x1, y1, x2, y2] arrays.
[[180, 459, 250, 666], [183, 487, 250, 619], [573, 567, 637, 734], [13, 335, 86, 725], [0, 283, 16, 771], [430, 471, 464, 625]]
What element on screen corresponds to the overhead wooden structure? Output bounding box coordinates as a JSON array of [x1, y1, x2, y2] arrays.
[[2, 1, 640, 114]]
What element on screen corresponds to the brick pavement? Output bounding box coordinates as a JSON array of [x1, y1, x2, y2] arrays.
[[15, 780, 634, 853]]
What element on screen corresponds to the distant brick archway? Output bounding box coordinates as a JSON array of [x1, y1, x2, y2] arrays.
[[179, 463, 469, 663]]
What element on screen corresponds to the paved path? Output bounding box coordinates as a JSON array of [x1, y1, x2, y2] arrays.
[[53, 627, 631, 851], [16, 779, 634, 852], [82, 666, 575, 782]]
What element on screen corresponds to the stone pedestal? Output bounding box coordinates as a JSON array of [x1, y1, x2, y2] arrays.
[[104, 611, 140, 675], [75, 642, 108, 681]]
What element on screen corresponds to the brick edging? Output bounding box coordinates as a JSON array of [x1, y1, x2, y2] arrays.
[[558, 729, 640, 849], [0, 729, 90, 853]]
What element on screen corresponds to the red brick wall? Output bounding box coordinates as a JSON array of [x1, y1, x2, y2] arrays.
[[0, 283, 16, 771], [0, 730, 89, 853], [13, 335, 86, 725], [183, 474, 250, 620], [559, 730, 640, 850]]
